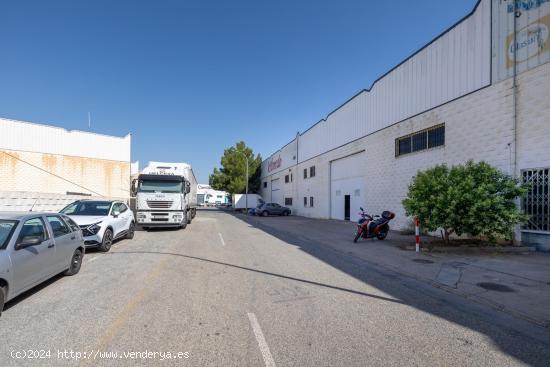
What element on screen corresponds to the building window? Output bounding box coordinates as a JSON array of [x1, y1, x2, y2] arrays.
[[396, 124, 445, 157], [303, 168, 308, 179], [310, 197, 314, 207], [285, 198, 293, 206], [304, 197, 307, 206], [285, 175, 289, 183], [263, 182, 267, 188], [310, 166, 316, 177], [522, 168, 550, 232]]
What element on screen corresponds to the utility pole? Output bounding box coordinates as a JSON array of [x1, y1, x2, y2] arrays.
[[236, 150, 249, 214]]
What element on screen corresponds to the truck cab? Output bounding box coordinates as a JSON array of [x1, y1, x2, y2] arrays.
[[133, 162, 197, 229]]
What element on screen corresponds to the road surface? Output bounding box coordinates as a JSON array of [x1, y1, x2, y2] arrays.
[[1, 209, 549, 366]]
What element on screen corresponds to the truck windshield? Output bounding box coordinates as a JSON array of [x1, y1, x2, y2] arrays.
[[0, 220, 18, 248], [138, 180, 183, 193]]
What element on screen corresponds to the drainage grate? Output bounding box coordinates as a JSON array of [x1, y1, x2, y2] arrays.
[[476, 282, 515, 292], [412, 259, 434, 264]]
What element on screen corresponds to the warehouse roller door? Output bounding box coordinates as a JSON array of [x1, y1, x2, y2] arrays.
[[330, 152, 366, 220]]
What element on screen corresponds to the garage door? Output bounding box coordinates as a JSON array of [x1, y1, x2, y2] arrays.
[[330, 152, 366, 221], [271, 178, 281, 204]]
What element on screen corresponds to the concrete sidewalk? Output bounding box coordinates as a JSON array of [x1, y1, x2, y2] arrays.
[[238, 213, 550, 328]]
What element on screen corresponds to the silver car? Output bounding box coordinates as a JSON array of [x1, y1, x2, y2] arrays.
[[0, 212, 85, 315]]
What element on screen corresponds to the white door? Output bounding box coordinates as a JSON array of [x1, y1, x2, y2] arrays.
[[330, 152, 366, 221], [271, 178, 281, 204]]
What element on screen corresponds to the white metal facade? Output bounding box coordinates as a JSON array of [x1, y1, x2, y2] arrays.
[[0, 117, 131, 162], [0, 117, 132, 198]]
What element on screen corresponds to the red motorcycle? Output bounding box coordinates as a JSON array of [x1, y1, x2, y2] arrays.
[[353, 207, 395, 243]]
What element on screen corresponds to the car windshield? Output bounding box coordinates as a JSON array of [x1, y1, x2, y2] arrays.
[[60, 201, 112, 216], [138, 180, 183, 193], [0, 220, 18, 248]]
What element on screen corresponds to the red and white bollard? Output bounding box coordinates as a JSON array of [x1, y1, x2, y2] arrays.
[[415, 217, 421, 253]]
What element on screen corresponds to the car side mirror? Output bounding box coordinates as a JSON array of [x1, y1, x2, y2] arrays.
[[112, 210, 120, 218], [16, 237, 42, 250]]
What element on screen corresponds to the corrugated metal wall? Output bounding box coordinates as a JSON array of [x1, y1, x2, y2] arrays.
[[297, 0, 491, 163], [0, 117, 131, 162]]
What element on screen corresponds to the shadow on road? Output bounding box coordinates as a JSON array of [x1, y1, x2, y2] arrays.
[[107, 250, 403, 304], [223, 211, 550, 367]]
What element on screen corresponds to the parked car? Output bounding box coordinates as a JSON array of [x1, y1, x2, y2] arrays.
[[0, 212, 85, 315], [256, 203, 291, 217], [60, 200, 135, 252]]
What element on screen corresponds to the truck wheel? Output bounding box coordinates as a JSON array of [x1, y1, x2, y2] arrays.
[[187, 210, 192, 224], [180, 211, 187, 229], [191, 209, 196, 218]]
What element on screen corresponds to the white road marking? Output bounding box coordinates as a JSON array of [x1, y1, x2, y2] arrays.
[[247, 312, 276, 367], [218, 233, 225, 246], [87, 256, 99, 263]]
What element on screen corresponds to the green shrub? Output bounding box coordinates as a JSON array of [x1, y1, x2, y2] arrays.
[[402, 161, 527, 244]]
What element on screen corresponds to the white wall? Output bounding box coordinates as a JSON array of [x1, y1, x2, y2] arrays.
[[261, 138, 298, 178], [297, 0, 491, 163], [0, 117, 131, 162]]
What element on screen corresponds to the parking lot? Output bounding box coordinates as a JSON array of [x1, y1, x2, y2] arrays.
[[1, 209, 549, 366]]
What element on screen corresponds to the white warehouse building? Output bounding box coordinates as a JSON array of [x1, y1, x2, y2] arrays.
[[260, 0, 550, 248]]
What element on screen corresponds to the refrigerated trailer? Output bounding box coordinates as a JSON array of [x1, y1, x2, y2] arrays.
[[132, 161, 197, 229]]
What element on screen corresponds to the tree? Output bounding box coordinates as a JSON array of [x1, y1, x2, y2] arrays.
[[402, 161, 528, 244], [209, 141, 262, 195]]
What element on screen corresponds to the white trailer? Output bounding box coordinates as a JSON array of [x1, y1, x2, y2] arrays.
[[232, 194, 264, 210], [133, 161, 197, 229]]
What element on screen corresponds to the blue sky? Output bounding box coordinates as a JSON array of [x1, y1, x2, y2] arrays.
[[0, 0, 477, 183]]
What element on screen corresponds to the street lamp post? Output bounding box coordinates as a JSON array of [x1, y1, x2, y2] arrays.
[[236, 150, 249, 214]]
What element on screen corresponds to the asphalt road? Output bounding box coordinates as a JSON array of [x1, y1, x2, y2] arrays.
[[0, 209, 549, 366]]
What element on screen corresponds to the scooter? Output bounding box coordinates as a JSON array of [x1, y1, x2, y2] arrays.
[[353, 207, 395, 243]]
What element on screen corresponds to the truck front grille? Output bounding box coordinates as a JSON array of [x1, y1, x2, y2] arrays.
[[146, 200, 174, 209]]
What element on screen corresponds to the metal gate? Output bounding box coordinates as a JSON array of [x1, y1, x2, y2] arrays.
[[522, 168, 550, 232]]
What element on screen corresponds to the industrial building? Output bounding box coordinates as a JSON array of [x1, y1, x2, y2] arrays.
[[260, 0, 550, 247], [0, 117, 131, 211]]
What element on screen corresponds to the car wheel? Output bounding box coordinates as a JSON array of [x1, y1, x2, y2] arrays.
[[99, 229, 113, 252], [0, 286, 5, 317], [262, 211, 269, 217], [64, 248, 83, 276], [283, 211, 289, 216], [126, 222, 135, 239]]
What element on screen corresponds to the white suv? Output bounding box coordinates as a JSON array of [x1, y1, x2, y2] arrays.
[[60, 200, 135, 252]]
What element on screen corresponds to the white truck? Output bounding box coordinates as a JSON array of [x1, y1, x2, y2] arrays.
[[132, 162, 197, 229], [232, 194, 264, 211]]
